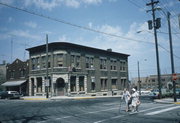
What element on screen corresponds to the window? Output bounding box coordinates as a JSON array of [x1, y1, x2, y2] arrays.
[[71, 55, 81, 68], [36, 77, 42, 93], [120, 79, 126, 89], [100, 58, 107, 70], [120, 61, 126, 72], [41, 56, 46, 68], [70, 76, 76, 92], [86, 57, 89, 68], [37, 57, 40, 69], [20, 69, 25, 77], [111, 59, 117, 70], [101, 79, 107, 90], [56, 54, 63, 67], [86, 56, 94, 69], [91, 77, 95, 91], [91, 82, 95, 91], [32, 58, 36, 70], [79, 76, 84, 91], [10, 71, 14, 78], [76, 56, 80, 68], [112, 79, 117, 89]]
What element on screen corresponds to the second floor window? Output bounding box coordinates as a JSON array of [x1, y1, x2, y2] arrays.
[[10, 71, 14, 78], [20, 69, 25, 77], [71, 55, 81, 68], [111, 59, 117, 70], [120, 61, 127, 72], [86, 56, 94, 69], [56, 54, 63, 67], [100, 59, 107, 70]]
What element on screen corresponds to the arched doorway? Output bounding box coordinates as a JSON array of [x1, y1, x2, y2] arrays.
[[56, 78, 65, 96]]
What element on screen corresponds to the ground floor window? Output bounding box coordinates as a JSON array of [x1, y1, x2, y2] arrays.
[[70, 76, 76, 92], [101, 79, 107, 91], [36, 77, 42, 93], [79, 76, 84, 91], [112, 79, 117, 89], [120, 79, 126, 89], [91, 82, 95, 91]]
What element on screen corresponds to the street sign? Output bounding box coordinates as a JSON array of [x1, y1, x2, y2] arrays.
[[172, 73, 177, 81]]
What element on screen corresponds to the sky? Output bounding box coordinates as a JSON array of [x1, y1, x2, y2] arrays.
[[0, 0, 180, 80]]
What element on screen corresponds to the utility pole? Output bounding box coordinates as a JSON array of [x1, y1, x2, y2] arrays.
[[46, 34, 49, 98], [146, 0, 162, 98], [137, 61, 141, 95], [167, 12, 177, 102]]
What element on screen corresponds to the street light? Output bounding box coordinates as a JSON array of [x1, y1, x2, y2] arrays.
[[137, 59, 147, 95]]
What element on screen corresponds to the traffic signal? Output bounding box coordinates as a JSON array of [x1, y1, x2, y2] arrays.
[[155, 18, 161, 29], [147, 20, 153, 30]]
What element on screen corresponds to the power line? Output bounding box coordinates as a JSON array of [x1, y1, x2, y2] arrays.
[[0, 1, 180, 60], [0, 2, 154, 45]]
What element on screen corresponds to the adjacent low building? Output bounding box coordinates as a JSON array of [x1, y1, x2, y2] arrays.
[[0, 61, 7, 91], [1, 59, 29, 95], [26, 42, 129, 97], [132, 73, 180, 90]]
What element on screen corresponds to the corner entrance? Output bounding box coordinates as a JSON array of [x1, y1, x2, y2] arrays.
[[56, 78, 65, 96]]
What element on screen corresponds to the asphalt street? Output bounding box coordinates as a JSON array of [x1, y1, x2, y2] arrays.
[[0, 97, 180, 123]]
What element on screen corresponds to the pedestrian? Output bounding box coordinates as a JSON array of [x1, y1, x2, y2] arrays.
[[121, 88, 131, 112], [131, 88, 140, 112]]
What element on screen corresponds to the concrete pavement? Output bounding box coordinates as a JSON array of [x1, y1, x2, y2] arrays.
[[21, 95, 180, 105]]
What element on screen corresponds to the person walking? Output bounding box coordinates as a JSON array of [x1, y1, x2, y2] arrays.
[[131, 88, 140, 112], [121, 88, 131, 112]]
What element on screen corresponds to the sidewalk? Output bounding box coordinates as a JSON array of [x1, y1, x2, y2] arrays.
[[21, 95, 122, 101], [154, 98, 180, 104]]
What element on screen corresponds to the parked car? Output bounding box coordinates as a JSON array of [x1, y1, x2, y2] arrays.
[[0, 91, 9, 99], [0, 91, 20, 99]]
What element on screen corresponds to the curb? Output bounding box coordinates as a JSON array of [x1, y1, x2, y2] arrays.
[[21, 97, 48, 101], [21, 95, 121, 101], [154, 99, 180, 104]]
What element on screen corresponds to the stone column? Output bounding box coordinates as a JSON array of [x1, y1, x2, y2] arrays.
[[42, 77, 46, 96], [84, 76, 87, 94], [34, 77, 37, 95], [29, 77, 32, 96], [76, 76, 79, 94]]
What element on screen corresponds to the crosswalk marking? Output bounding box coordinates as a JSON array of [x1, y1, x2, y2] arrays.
[[145, 105, 180, 115]]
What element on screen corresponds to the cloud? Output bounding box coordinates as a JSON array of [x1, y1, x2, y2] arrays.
[[82, 0, 102, 5], [24, 0, 60, 10], [22, 0, 116, 10], [24, 21, 37, 28], [8, 17, 13, 23], [9, 30, 42, 40]]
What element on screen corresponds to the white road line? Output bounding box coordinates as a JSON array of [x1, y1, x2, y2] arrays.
[[93, 104, 175, 123], [145, 105, 180, 115]]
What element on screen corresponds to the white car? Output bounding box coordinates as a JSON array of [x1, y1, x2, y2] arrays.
[[7, 91, 21, 99]]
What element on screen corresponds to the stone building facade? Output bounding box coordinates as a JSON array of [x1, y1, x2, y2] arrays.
[[26, 42, 129, 97]]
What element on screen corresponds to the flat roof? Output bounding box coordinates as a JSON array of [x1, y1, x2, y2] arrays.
[[26, 42, 130, 57]]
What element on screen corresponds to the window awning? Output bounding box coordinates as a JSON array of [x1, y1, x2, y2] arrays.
[[1, 80, 26, 87]]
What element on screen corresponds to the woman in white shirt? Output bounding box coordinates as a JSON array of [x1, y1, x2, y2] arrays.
[[121, 88, 131, 112]]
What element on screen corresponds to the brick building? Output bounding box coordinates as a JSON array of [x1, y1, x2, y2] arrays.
[[26, 42, 129, 97], [2, 59, 29, 95]]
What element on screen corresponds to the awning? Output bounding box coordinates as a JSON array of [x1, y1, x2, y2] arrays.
[[1, 80, 26, 87]]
